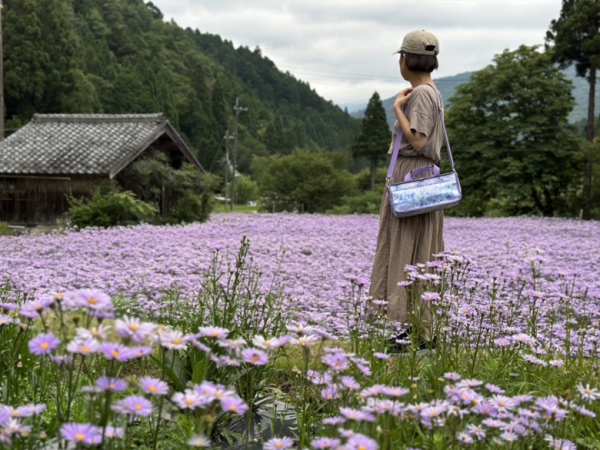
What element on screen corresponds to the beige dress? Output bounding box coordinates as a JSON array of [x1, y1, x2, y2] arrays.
[[369, 84, 445, 325]]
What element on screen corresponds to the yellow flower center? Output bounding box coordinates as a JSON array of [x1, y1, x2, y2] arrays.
[[172, 338, 181, 345], [586, 389, 592, 395], [129, 324, 139, 332], [149, 386, 157, 393], [359, 446, 367, 450], [252, 355, 259, 362], [88, 297, 98, 305], [229, 405, 237, 411], [80, 346, 90, 354], [276, 444, 283, 449], [34, 305, 43, 311], [185, 399, 194, 405], [75, 433, 86, 441], [349, 414, 355, 419], [41, 342, 50, 350], [135, 404, 142, 410], [91, 331, 100, 337], [108, 384, 116, 390], [111, 350, 120, 358], [11, 412, 19, 417]]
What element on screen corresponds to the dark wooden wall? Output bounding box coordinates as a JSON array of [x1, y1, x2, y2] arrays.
[[0, 175, 105, 225]]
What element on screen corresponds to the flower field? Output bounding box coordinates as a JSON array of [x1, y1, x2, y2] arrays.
[[0, 214, 599, 449], [1, 214, 599, 337]]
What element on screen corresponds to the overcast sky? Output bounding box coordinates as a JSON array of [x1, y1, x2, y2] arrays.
[[151, 0, 563, 112]]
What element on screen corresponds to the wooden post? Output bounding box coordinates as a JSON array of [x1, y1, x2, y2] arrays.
[[232, 97, 247, 211]]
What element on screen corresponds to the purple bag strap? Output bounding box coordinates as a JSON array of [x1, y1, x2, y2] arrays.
[[386, 83, 456, 182]]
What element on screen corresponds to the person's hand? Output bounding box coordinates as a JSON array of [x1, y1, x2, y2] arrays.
[[394, 88, 414, 111]]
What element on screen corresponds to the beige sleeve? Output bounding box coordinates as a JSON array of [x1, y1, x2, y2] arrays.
[[407, 90, 435, 137]]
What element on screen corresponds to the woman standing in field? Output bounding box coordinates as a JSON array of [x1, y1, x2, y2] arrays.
[[369, 30, 445, 350]]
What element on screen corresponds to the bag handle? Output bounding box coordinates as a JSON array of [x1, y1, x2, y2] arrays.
[[386, 84, 456, 183]]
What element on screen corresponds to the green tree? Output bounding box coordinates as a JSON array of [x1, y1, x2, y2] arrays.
[[351, 92, 391, 192], [446, 45, 582, 217], [546, 0, 600, 220], [257, 152, 356, 213]]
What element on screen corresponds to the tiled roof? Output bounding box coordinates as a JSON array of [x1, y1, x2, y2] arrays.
[[0, 114, 198, 176]]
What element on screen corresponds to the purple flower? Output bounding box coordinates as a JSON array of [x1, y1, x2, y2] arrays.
[[67, 338, 100, 356], [345, 434, 378, 450], [198, 326, 229, 339], [321, 386, 339, 400], [323, 416, 346, 425], [139, 377, 169, 396], [0, 315, 13, 325], [421, 292, 440, 301], [112, 395, 153, 416], [187, 435, 211, 447], [241, 348, 269, 365], [104, 426, 124, 439], [373, 352, 390, 360], [60, 423, 102, 445], [114, 316, 155, 342], [220, 397, 249, 415], [485, 383, 506, 394], [96, 377, 127, 392], [443, 372, 461, 381], [99, 343, 133, 362], [75, 289, 113, 310], [341, 376, 360, 390], [382, 387, 409, 398], [263, 437, 294, 450], [28, 332, 61, 355], [312, 437, 341, 449], [172, 390, 206, 410]]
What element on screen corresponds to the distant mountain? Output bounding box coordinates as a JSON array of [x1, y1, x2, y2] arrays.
[[352, 66, 599, 128]]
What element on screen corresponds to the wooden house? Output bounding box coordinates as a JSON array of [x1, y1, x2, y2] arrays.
[[0, 114, 203, 225]]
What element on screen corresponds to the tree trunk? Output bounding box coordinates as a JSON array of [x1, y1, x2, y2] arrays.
[[583, 67, 596, 220], [371, 159, 377, 192]]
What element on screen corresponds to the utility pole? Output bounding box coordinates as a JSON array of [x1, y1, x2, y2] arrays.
[[0, 0, 4, 142], [223, 129, 234, 211], [232, 97, 247, 210]]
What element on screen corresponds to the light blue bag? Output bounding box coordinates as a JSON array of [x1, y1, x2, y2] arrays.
[[387, 84, 461, 218]]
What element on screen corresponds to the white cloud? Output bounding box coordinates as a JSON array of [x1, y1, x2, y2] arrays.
[[151, 0, 563, 110]]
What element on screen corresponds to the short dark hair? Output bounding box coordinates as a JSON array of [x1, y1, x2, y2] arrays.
[[401, 51, 439, 73]]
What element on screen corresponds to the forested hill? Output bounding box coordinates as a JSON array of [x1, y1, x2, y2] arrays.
[[3, 0, 361, 173]]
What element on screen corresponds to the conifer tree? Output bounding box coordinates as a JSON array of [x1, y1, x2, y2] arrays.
[[352, 92, 391, 191], [546, 0, 600, 220]]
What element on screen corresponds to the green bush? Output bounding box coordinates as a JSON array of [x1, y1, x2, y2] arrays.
[[166, 190, 213, 224], [0, 222, 14, 236], [329, 191, 383, 215], [67, 185, 158, 228], [256, 151, 357, 213], [235, 174, 259, 205], [122, 152, 217, 224], [354, 167, 387, 193]]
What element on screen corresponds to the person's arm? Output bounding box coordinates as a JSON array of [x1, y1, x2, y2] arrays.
[[393, 89, 428, 152]]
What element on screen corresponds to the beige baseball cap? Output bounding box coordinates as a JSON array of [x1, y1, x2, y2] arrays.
[[393, 30, 440, 56]]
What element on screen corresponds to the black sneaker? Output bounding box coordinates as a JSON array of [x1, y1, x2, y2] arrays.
[[387, 327, 413, 353], [389, 333, 436, 354]]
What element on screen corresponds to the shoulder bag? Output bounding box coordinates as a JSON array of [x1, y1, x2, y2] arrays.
[[386, 83, 461, 218]]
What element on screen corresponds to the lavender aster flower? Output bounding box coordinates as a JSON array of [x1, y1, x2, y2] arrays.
[[60, 423, 102, 446], [220, 397, 249, 415], [112, 395, 153, 417], [345, 434, 378, 450], [263, 437, 294, 450], [241, 348, 269, 365], [96, 377, 127, 392], [75, 289, 112, 310], [312, 437, 341, 449], [28, 332, 61, 355], [188, 435, 211, 447], [139, 377, 169, 396]]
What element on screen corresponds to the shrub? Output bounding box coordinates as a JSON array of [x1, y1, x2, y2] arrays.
[[67, 184, 158, 228], [329, 191, 382, 215], [0, 221, 14, 236], [166, 190, 213, 224], [257, 152, 357, 213], [235, 174, 259, 205]]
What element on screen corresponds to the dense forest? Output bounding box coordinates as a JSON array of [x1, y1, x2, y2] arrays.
[[3, 0, 361, 174]]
